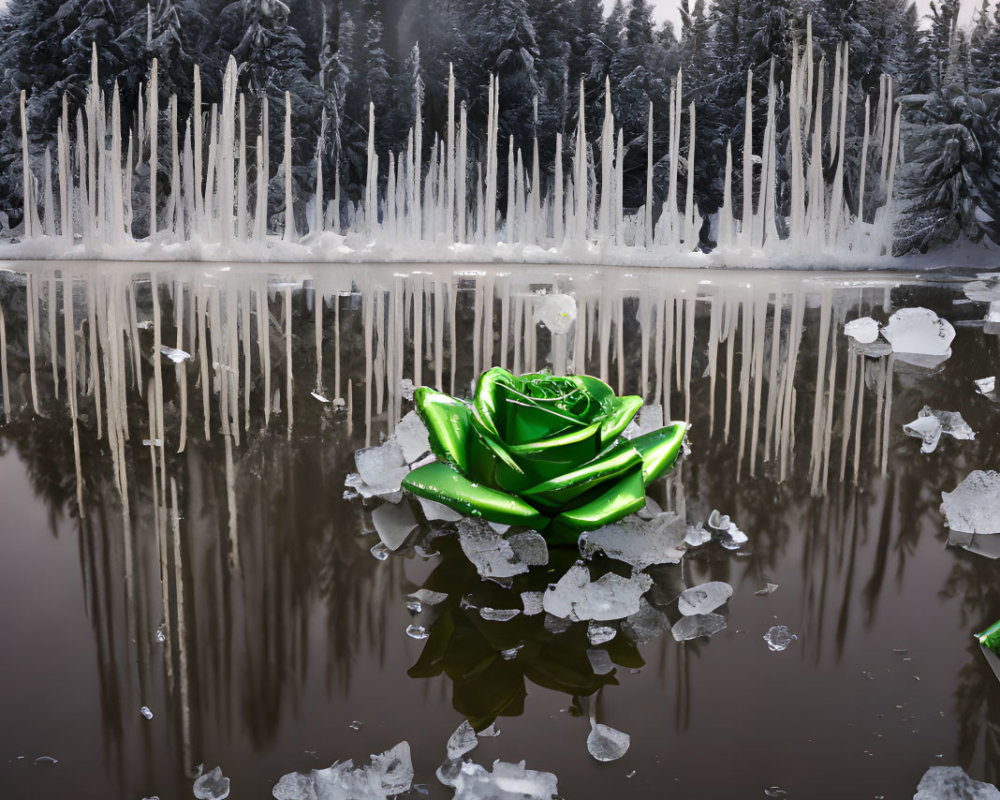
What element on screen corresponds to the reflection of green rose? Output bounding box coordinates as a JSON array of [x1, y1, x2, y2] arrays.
[[402, 368, 686, 543]]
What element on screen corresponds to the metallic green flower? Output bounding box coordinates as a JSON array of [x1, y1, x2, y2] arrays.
[[402, 368, 686, 544]]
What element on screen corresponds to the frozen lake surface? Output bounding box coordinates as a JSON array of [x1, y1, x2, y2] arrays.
[[0, 261, 998, 799]]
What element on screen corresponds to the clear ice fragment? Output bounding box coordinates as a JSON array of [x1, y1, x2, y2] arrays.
[[140, 705, 154, 720], [480, 607, 520, 622], [587, 649, 615, 675], [521, 591, 545, 616], [354, 441, 410, 499], [904, 406, 975, 453], [370, 542, 390, 561], [941, 471, 1000, 535], [976, 376, 997, 395], [587, 622, 617, 645], [392, 411, 431, 464], [622, 599, 670, 645], [34, 756, 59, 765], [370, 742, 414, 797], [684, 522, 711, 547], [754, 583, 779, 596], [372, 501, 418, 552], [449, 759, 558, 799], [678, 582, 733, 616], [458, 520, 547, 579], [763, 625, 797, 652], [671, 613, 727, 642], [543, 565, 653, 622], [406, 589, 448, 608], [587, 721, 631, 762], [417, 496, 464, 523], [579, 512, 686, 569], [310, 391, 331, 403], [406, 624, 429, 640], [446, 721, 479, 760], [193, 766, 230, 800]]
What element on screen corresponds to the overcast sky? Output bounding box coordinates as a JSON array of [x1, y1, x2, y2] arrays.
[[621, 0, 978, 32]]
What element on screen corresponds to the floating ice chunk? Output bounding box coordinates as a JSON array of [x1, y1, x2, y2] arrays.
[[941, 471, 1000, 535], [543, 613, 572, 634], [535, 293, 577, 335], [843, 317, 880, 344], [370, 742, 413, 797], [447, 721, 479, 760], [372, 501, 418, 552], [588, 622, 616, 645], [976, 376, 997, 396], [458, 521, 547, 580], [521, 591, 544, 616], [854, 339, 894, 357], [579, 512, 686, 569], [707, 510, 749, 550], [543, 565, 653, 622], [763, 625, 797, 652], [671, 613, 727, 642], [193, 766, 230, 800], [477, 724, 501, 738], [587, 648, 615, 675], [34, 755, 58, 765], [480, 607, 520, 622], [449, 759, 558, 799], [587, 721, 630, 762], [948, 529, 1000, 560], [160, 345, 192, 363], [903, 412, 942, 453], [754, 583, 780, 596], [140, 705, 154, 719], [684, 522, 711, 547], [678, 582, 733, 616], [406, 624, 429, 640], [392, 411, 431, 464], [913, 766, 1000, 800], [310, 391, 331, 403], [370, 542, 390, 561], [406, 589, 448, 610], [881, 307, 955, 357], [622, 598, 670, 644], [418, 496, 464, 523], [352, 440, 410, 500], [904, 406, 975, 453]]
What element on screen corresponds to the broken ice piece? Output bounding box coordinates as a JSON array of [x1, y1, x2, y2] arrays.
[[941, 471, 1000, 535], [754, 583, 779, 596], [587, 622, 617, 645], [587, 649, 615, 675], [587, 721, 631, 762], [140, 705, 154, 720], [354, 441, 410, 499], [447, 721, 479, 760], [677, 582, 733, 616], [458, 520, 548, 579], [392, 410, 431, 464], [622, 599, 670, 645], [521, 591, 545, 616], [477, 724, 501, 738], [903, 412, 943, 454], [672, 613, 727, 642], [636, 495, 663, 520], [707, 509, 730, 530], [976, 376, 997, 395], [160, 346, 192, 363], [684, 522, 711, 547], [881, 307, 956, 357], [480, 607, 520, 622], [418, 496, 464, 523], [543, 565, 653, 622], [718, 520, 749, 550], [406, 589, 448, 610], [33, 755, 59, 765], [913, 766, 1000, 800], [192, 766, 230, 800], [310, 391, 331, 403], [763, 624, 797, 652], [578, 512, 686, 570], [400, 379, 415, 401], [844, 317, 880, 344], [372, 501, 419, 552], [448, 759, 558, 799], [370, 742, 414, 797]]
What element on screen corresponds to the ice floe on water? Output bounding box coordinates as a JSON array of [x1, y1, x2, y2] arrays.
[[543, 565, 653, 622], [843, 316, 880, 343], [881, 307, 955, 365], [677, 582, 733, 616], [671, 613, 727, 642], [193, 766, 231, 800], [446, 721, 479, 761], [372, 501, 419, 552], [272, 742, 412, 800], [578, 511, 686, 569], [349, 441, 409, 502], [940, 471, 1000, 535], [458, 520, 548, 579], [442, 759, 558, 799], [586, 720, 631, 762], [622, 599, 671, 644], [763, 625, 798, 652], [902, 406, 976, 453], [913, 766, 1000, 800], [707, 509, 749, 550]]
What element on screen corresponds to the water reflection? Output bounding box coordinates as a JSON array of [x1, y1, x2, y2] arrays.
[[0, 262, 999, 798]]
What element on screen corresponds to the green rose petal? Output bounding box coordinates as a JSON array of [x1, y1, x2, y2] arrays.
[[546, 468, 648, 542], [415, 387, 472, 473], [402, 461, 549, 528], [521, 440, 643, 509], [599, 395, 643, 445], [630, 423, 688, 483]]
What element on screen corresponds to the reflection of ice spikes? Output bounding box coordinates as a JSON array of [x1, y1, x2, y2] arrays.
[[809, 288, 832, 494], [285, 287, 294, 438], [0, 299, 9, 423]]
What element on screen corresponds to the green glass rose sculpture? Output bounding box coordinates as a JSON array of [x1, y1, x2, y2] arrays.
[[402, 368, 687, 544]]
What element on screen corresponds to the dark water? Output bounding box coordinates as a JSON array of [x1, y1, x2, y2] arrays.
[[0, 262, 998, 800]]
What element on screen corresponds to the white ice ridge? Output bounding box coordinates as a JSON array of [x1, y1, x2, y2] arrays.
[[13, 40, 900, 265], [272, 742, 413, 800], [940, 471, 1000, 535]]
